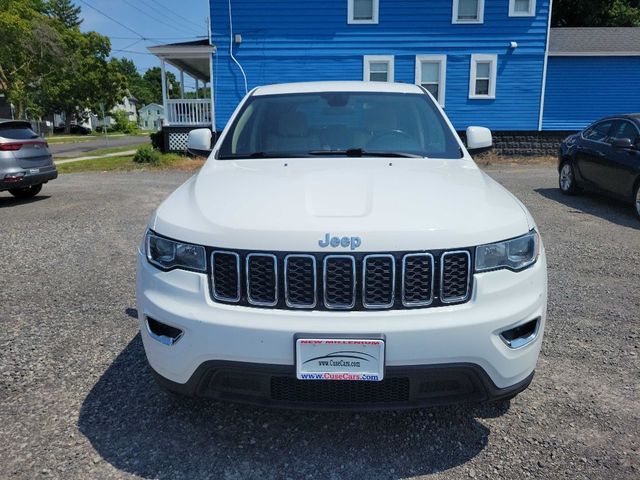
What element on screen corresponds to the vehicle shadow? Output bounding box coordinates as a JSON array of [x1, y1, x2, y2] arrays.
[[535, 188, 639, 230], [0, 195, 50, 208], [79, 330, 500, 479]]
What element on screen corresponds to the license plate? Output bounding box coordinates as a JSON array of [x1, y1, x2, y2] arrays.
[[29, 168, 39, 174], [296, 338, 385, 382]]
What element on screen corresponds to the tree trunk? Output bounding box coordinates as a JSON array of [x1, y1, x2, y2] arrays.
[[64, 111, 72, 134]]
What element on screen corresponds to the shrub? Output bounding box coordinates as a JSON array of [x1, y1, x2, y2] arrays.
[[133, 145, 162, 165], [112, 111, 138, 134], [149, 131, 163, 151]]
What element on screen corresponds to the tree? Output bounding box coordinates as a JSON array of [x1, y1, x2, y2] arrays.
[[45, 0, 81, 28], [553, 0, 640, 27], [40, 29, 127, 131], [0, 0, 62, 118], [143, 67, 181, 104], [112, 57, 154, 106]]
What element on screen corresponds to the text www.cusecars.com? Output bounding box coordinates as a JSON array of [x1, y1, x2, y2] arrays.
[[318, 359, 361, 368]]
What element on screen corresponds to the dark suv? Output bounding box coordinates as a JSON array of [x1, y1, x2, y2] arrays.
[[0, 121, 58, 198]]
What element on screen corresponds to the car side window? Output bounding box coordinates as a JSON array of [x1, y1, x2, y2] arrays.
[[583, 121, 613, 144], [610, 120, 640, 146]]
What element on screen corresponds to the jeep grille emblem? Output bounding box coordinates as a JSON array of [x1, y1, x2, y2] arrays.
[[318, 233, 362, 251]]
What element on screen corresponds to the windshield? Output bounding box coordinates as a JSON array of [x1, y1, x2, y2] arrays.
[[217, 91, 462, 159]]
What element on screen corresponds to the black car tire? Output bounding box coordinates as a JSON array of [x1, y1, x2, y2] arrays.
[[634, 183, 640, 220], [9, 184, 43, 199], [559, 161, 579, 195]]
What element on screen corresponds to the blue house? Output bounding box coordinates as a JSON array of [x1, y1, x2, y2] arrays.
[[148, 1, 640, 153]]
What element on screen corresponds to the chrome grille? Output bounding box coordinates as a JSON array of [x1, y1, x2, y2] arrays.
[[323, 255, 356, 309], [402, 253, 434, 306], [284, 255, 316, 309], [209, 249, 472, 310], [440, 251, 471, 303], [246, 254, 277, 306], [363, 255, 395, 309], [211, 251, 240, 302]]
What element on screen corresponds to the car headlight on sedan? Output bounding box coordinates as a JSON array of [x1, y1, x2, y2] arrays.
[[146, 230, 206, 272], [475, 230, 539, 272]]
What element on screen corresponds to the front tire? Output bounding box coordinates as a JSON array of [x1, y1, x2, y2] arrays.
[[634, 184, 640, 220], [559, 162, 578, 195], [9, 184, 43, 199]]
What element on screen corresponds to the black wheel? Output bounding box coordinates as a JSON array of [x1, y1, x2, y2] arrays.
[[9, 184, 42, 199], [559, 162, 579, 195], [634, 183, 640, 220]]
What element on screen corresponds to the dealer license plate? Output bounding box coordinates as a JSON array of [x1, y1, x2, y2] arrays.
[[296, 338, 385, 382]]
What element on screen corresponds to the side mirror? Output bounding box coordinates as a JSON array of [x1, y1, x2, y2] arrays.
[[612, 137, 633, 150], [466, 126, 493, 154], [187, 128, 213, 156]]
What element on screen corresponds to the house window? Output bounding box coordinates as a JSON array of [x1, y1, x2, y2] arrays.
[[415, 55, 447, 107], [509, 0, 536, 17], [452, 0, 484, 24], [469, 54, 497, 99], [364, 55, 394, 82], [348, 0, 379, 24]]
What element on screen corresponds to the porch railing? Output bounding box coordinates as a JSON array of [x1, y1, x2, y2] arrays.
[[166, 99, 211, 126]]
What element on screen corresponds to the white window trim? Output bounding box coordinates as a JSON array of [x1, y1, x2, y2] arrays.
[[363, 55, 394, 82], [415, 55, 447, 107], [452, 0, 485, 24], [348, 0, 379, 24], [469, 54, 497, 99], [509, 0, 536, 17]]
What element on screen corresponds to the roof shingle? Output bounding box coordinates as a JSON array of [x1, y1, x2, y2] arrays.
[[549, 28, 640, 55]]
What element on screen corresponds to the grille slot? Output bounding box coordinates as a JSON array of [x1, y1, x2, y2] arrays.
[[402, 253, 434, 307], [441, 251, 471, 303], [270, 376, 410, 404], [209, 248, 472, 310], [323, 255, 356, 309], [363, 255, 395, 309], [284, 255, 317, 308], [211, 251, 240, 302], [246, 253, 278, 306]]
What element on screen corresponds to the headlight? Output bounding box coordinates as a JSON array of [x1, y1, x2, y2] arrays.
[[475, 230, 539, 272], [146, 231, 206, 272]]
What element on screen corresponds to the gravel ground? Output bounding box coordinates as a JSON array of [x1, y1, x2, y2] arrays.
[[0, 166, 638, 480]]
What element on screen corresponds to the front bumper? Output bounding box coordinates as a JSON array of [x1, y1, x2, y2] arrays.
[[152, 360, 534, 410], [0, 166, 57, 191], [136, 249, 547, 406]]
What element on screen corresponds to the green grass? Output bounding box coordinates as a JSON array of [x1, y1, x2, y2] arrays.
[[56, 152, 202, 174]]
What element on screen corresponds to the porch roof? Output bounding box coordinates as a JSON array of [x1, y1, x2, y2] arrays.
[[148, 39, 216, 82]]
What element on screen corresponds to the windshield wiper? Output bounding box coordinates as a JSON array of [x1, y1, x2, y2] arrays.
[[308, 149, 424, 158]]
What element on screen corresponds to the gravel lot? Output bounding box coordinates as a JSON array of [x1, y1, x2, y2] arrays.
[[0, 165, 638, 479]]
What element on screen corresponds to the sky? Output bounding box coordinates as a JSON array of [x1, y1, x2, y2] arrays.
[[73, 0, 210, 83]]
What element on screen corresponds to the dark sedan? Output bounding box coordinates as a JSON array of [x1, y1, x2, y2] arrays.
[[559, 114, 640, 219]]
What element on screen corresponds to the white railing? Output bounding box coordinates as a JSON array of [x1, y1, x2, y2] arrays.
[[166, 99, 211, 126]]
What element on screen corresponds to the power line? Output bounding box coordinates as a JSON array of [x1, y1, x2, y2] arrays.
[[120, 0, 201, 36], [138, 0, 206, 31], [78, 0, 148, 40]]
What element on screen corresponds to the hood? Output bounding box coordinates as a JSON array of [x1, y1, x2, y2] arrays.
[[151, 157, 532, 251]]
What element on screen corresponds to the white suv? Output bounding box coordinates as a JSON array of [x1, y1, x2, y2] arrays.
[[136, 81, 547, 409]]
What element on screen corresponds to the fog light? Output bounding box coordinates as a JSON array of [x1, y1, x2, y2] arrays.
[[146, 317, 183, 346], [500, 318, 540, 349]]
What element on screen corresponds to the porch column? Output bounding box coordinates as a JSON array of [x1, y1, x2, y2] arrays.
[[160, 59, 169, 126], [209, 54, 216, 131], [195, 79, 200, 99], [180, 70, 185, 99]]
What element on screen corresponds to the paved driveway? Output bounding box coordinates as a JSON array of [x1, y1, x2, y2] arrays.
[[0, 166, 638, 479], [48, 135, 150, 158]]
